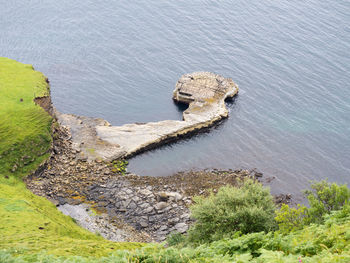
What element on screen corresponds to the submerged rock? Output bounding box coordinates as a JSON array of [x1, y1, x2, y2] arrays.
[[57, 72, 238, 161]]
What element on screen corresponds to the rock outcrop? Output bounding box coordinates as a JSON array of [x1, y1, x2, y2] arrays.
[[57, 72, 238, 161]]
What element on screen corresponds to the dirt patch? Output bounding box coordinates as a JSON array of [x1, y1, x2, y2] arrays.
[[34, 96, 54, 116]]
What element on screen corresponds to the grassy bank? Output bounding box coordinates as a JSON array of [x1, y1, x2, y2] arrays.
[[0, 57, 52, 179], [0, 57, 141, 258]]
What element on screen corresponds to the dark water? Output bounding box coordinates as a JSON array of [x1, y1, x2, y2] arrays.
[[1, 0, 349, 198]]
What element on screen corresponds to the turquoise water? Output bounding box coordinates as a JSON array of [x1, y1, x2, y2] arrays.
[[1, 0, 349, 196]]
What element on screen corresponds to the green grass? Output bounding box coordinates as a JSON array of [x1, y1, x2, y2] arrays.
[[0, 179, 141, 257], [0, 57, 52, 178], [0, 57, 142, 258], [1, 208, 350, 262]]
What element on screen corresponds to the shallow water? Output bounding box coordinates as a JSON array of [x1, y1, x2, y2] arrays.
[[1, 0, 349, 197]]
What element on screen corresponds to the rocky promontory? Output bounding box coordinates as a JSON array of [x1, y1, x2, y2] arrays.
[[57, 72, 239, 161]]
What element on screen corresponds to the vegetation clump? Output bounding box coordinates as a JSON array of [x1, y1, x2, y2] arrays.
[[305, 179, 350, 223], [275, 203, 310, 233], [275, 180, 350, 232], [187, 179, 277, 244], [110, 159, 128, 175]]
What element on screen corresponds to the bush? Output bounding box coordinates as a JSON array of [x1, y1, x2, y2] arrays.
[[167, 231, 185, 247], [187, 179, 277, 244], [305, 180, 350, 223], [275, 180, 350, 234], [275, 204, 310, 233]]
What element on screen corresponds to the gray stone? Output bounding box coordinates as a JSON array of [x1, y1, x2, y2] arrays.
[[139, 203, 149, 209], [127, 202, 137, 210], [180, 213, 190, 219], [149, 215, 161, 222], [168, 217, 180, 225], [57, 203, 131, 242], [158, 225, 168, 231], [125, 189, 133, 195], [140, 221, 148, 228], [139, 189, 153, 196], [175, 223, 188, 233], [144, 207, 154, 214], [154, 202, 168, 210], [132, 196, 140, 203], [122, 200, 130, 208]]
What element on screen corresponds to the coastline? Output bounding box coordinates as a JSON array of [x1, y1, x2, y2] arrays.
[[0, 59, 291, 244], [26, 130, 291, 242], [26, 122, 275, 242], [27, 82, 292, 242]]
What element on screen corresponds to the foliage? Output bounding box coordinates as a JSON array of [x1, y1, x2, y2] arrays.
[[304, 180, 350, 223], [275, 180, 350, 234], [275, 204, 310, 233], [110, 159, 128, 175], [187, 179, 277, 244], [166, 231, 186, 247], [1, 207, 350, 262]]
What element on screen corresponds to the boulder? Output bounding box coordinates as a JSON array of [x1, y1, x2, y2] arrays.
[[174, 222, 188, 233]]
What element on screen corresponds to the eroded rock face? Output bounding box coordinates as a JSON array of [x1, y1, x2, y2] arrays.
[[57, 72, 238, 161]]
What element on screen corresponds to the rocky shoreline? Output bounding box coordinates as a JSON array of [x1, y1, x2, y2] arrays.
[[27, 124, 281, 242], [25, 71, 292, 243]]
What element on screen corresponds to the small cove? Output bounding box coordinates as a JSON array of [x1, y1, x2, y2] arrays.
[[1, 0, 349, 197]]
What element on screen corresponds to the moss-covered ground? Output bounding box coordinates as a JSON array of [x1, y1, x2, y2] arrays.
[[0, 57, 142, 258]]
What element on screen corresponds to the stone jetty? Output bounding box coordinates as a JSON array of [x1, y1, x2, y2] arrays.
[[57, 72, 239, 161]]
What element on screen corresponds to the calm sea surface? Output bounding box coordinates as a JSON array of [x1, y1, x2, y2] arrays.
[[1, 0, 349, 197]]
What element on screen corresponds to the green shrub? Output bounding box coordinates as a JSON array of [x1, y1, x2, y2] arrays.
[[275, 204, 310, 233], [275, 181, 350, 233], [305, 180, 350, 223], [187, 179, 277, 244], [167, 231, 186, 247]]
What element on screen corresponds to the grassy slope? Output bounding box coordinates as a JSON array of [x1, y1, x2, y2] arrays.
[[2, 208, 350, 262], [0, 57, 141, 257], [0, 57, 52, 178]]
